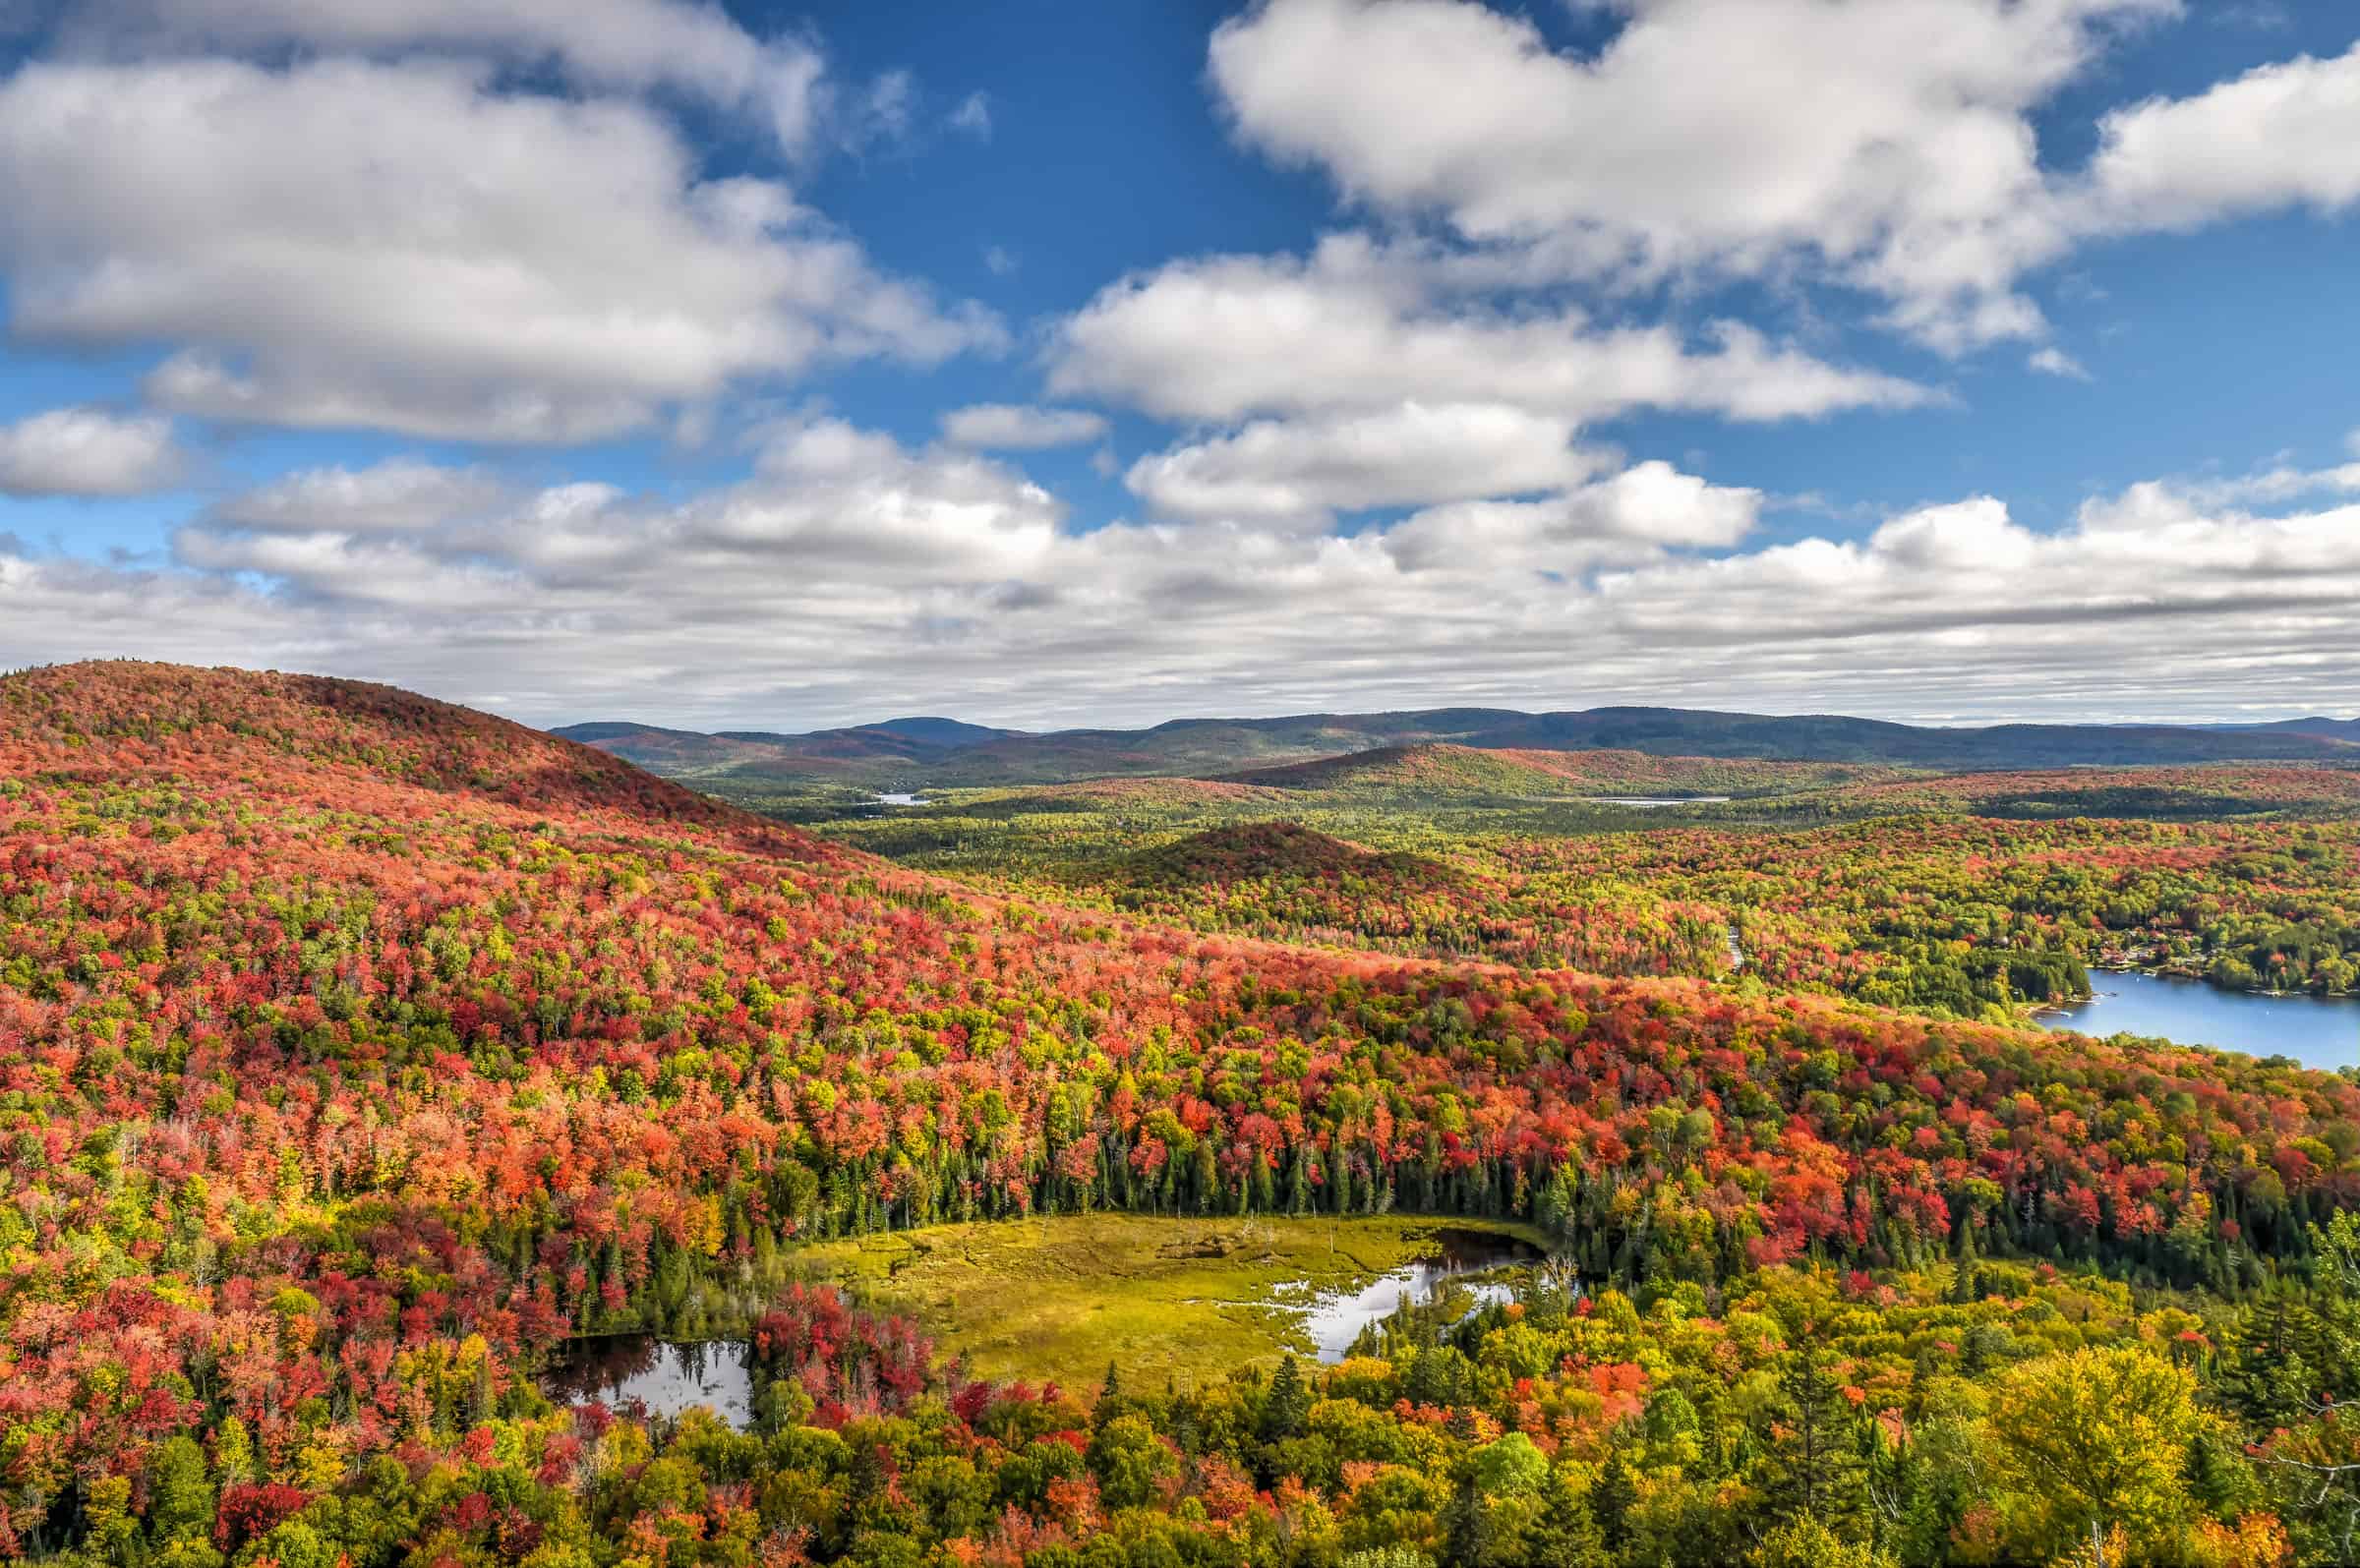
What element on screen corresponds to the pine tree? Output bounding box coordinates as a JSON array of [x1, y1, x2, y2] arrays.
[[1442, 1475, 1497, 1568], [1094, 1361, 1124, 1426], [1591, 1453, 1638, 1553], [1763, 1353, 1869, 1534], [1261, 1354, 1311, 1442], [1530, 1467, 1610, 1568]]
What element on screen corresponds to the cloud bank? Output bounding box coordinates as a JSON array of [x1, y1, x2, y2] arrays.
[[3, 419, 2352, 729]]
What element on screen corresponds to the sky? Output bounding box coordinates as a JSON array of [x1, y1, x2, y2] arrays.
[[0, 0, 2356, 732]]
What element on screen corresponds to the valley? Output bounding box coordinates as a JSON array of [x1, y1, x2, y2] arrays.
[[600, 728, 2360, 1030], [7, 662, 2360, 1565]]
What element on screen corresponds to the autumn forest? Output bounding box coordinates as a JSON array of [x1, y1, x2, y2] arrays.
[[8, 662, 2360, 1568]]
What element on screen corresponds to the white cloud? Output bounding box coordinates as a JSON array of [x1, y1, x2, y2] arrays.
[[170, 421, 1063, 611], [13, 416, 2354, 727], [940, 404, 1109, 450], [2084, 42, 2360, 231], [2105, 460, 2360, 511], [0, 58, 1003, 443], [1206, 0, 2173, 350], [1382, 461, 1763, 571], [2027, 347, 2093, 379], [0, 406, 184, 496], [851, 69, 916, 149], [213, 458, 512, 534], [950, 90, 992, 139], [1051, 238, 1932, 424], [1126, 402, 1595, 525], [79, 0, 832, 154], [1205, 0, 2360, 357], [1587, 486, 2360, 682]]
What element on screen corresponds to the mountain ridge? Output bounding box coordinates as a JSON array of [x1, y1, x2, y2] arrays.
[[555, 700, 2359, 787]]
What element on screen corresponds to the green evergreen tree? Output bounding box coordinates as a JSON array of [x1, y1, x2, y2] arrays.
[[1763, 1353, 1869, 1535], [1529, 1467, 1610, 1568], [1261, 1354, 1312, 1442]]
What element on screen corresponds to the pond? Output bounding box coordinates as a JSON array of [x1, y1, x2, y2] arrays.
[[870, 791, 930, 807], [1586, 795, 1732, 808], [2036, 969, 2360, 1071], [541, 1337, 755, 1426], [1290, 1227, 1545, 1363], [538, 1227, 1552, 1421]]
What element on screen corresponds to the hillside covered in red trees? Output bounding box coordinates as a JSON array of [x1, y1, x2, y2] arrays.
[[6, 662, 2359, 1564]]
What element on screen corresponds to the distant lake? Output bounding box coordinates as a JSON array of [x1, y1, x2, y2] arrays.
[[871, 792, 930, 807], [1587, 795, 1732, 808], [2037, 970, 2360, 1071]]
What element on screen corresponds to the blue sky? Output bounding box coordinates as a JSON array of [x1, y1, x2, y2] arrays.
[[0, 0, 2356, 728]]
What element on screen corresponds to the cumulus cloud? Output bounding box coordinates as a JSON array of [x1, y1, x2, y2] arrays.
[[2083, 42, 2360, 231], [0, 406, 184, 496], [940, 404, 1109, 450], [1126, 403, 1595, 525], [1205, 0, 2357, 356], [2098, 459, 2360, 511], [8, 418, 2356, 727], [1051, 238, 1932, 424], [1381, 461, 1764, 571], [1587, 486, 2360, 679], [73, 0, 834, 154], [0, 58, 1003, 443], [1207, 0, 2164, 349], [172, 420, 1062, 613], [212, 459, 513, 534]]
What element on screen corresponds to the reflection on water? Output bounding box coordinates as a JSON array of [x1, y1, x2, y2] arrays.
[[539, 1230, 1554, 1411], [1296, 1228, 1544, 1362], [541, 1337, 754, 1427], [1586, 795, 1732, 808], [2037, 969, 2360, 1071]]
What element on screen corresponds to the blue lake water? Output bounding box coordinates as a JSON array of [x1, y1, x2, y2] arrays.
[[2037, 969, 2360, 1071]]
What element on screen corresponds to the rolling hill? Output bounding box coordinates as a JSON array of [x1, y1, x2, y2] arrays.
[[8, 660, 2360, 1565], [557, 701, 2358, 790], [2216, 716, 2360, 744], [1217, 741, 1893, 796]]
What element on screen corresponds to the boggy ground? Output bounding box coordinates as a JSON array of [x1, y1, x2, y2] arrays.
[[796, 1212, 1545, 1390]]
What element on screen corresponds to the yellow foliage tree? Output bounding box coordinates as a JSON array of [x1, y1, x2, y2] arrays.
[[1982, 1346, 2211, 1563]]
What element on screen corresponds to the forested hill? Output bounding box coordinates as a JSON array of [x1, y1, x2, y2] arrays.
[[7, 662, 734, 825], [559, 700, 2358, 787], [8, 660, 2360, 1562]]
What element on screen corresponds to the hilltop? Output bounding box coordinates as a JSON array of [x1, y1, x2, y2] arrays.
[[2, 660, 730, 823], [1127, 820, 1460, 891], [553, 713, 1028, 781], [1217, 740, 1889, 796]]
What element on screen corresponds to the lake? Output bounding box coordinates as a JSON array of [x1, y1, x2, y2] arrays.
[[541, 1337, 754, 1425], [1587, 795, 1732, 808], [870, 792, 930, 807], [1291, 1227, 1543, 1362], [2037, 969, 2360, 1071]]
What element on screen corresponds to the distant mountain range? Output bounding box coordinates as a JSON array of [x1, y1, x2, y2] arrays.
[[2212, 717, 2360, 744], [552, 705, 2360, 789]]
